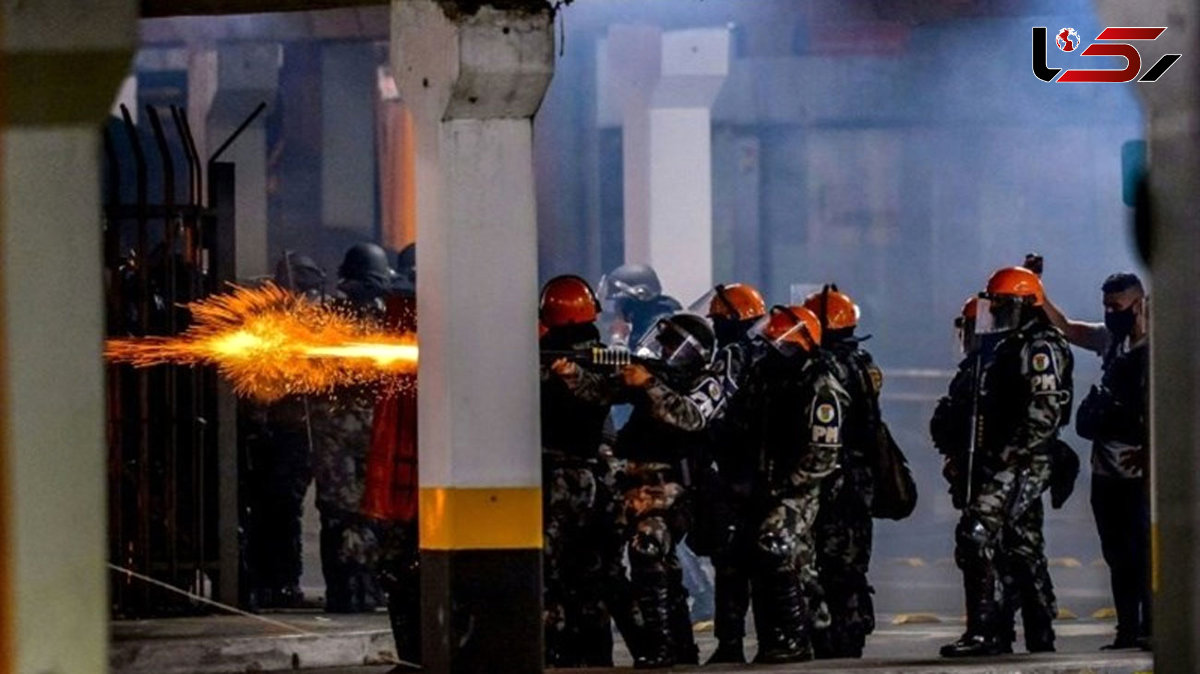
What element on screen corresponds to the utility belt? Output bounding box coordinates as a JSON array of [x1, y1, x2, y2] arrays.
[[542, 448, 603, 470], [621, 461, 677, 485]]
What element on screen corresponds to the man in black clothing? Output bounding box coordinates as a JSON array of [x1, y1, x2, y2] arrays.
[[1043, 272, 1150, 650]]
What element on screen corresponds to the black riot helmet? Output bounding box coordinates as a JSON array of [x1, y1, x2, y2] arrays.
[[274, 252, 326, 296], [598, 263, 663, 303], [394, 243, 416, 293], [338, 242, 396, 306], [637, 311, 716, 373], [339, 242, 395, 288]]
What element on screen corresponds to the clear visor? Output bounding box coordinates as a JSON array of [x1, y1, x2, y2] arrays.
[[749, 310, 813, 359], [975, 297, 1023, 335], [597, 274, 657, 302], [686, 288, 720, 316], [954, 316, 978, 354], [636, 320, 710, 368]]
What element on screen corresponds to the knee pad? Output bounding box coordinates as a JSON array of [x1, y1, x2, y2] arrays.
[[755, 528, 797, 570], [955, 515, 995, 561], [629, 517, 671, 565]]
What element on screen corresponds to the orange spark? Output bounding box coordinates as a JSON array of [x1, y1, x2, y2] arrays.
[[105, 283, 418, 401]]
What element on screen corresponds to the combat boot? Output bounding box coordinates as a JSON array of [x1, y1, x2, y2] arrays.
[[1023, 622, 1055, 653], [751, 571, 813, 665], [632, 577, 674, 669], [667, 567, 699, 665], [705, 639, 745, 664], [940, 633, 1009, 658]]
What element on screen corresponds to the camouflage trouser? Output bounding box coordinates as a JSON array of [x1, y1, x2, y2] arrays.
[[753, 493, 820, 585], [543, 459, 616, 667], [955, 453, 1055, 646], [311, 400, 381, 612], [621, 462, 696, 664], [376, 519, 420, 666], [318, 506, 383, 612], [812, 470, 875, 659], [750, 490, 821, 654]]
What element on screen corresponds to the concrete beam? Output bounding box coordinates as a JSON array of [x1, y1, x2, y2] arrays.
[[605, 25, 730, 302], [141, 0, 384, 19], [1092, 2, 1198, 672], [391, 0, 553, 671], [194, 43, 281, 280], [1, 1, 136, 672]]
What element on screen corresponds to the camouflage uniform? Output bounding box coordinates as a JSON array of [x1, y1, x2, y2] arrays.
[[812, 342, 882, 659], [723, 350, 845, 663], [560, 360, 722, 669], [540, 324, 618, 667], [309, 293, 386, 613], [943, 320, 1073, 656], [310, 390, 382, 612]]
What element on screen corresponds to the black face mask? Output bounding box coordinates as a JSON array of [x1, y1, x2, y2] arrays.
[[713, 318, 745, 348], [1104, 306, 1136, 339], [541, 323, 601, 351]]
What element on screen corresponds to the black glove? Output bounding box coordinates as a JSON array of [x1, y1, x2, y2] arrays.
[[1049, 439, 1080, 509]]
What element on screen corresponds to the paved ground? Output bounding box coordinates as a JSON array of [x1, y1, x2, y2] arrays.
[[113, 547, 1133, 673], [296, 626, 1153, 674], [112, 609, 1150, 673]]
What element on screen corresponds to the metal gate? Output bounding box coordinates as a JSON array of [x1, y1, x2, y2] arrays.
[[104, 100, 261, 617]]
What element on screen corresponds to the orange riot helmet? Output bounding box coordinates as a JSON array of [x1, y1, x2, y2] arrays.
[[539, 275, 601, 329], [706, 283, 767, 322], [754, 305, 822, 357], [979, 266, 1045, 335], [802, 284, 860, 332], [954, 296, 979, 329], [985, 267, 1045, 306], [961, 296, 979, 320]]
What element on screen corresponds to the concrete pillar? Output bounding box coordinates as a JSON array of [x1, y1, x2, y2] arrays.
[[194, 43, 280, 280], [0, 0, 135, 671], [606, 25, 730, 301], [1094, 1, 1200, 671], [321, 43, 378, 239], [391, 1, 553, 671]]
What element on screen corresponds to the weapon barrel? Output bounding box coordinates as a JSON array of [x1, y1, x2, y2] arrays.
[[540, 347, 643, 368]]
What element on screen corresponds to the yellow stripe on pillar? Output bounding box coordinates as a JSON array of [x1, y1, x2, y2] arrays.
[[419, 487, 542, 550]]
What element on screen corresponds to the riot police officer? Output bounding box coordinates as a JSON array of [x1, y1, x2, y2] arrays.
[[691, 283, 767, 665], [932, 295, 1013, 648], [727, 305, 845, 664], [940, 267, 1074, 657], [802, 286, 882, 659], [552, 312, 722, 669], [932, 297, 982, 512], [361, 243, 421, 670], [538, 275, 619, 667], [310, 242, 395, 613], [597, 263, 683, 346], [244, 252, 326, 608]]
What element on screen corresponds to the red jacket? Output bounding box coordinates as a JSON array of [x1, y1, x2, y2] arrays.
[[362, 292, 418, 522]]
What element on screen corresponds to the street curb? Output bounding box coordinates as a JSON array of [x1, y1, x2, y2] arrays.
[[111, 628, 397, 673]]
